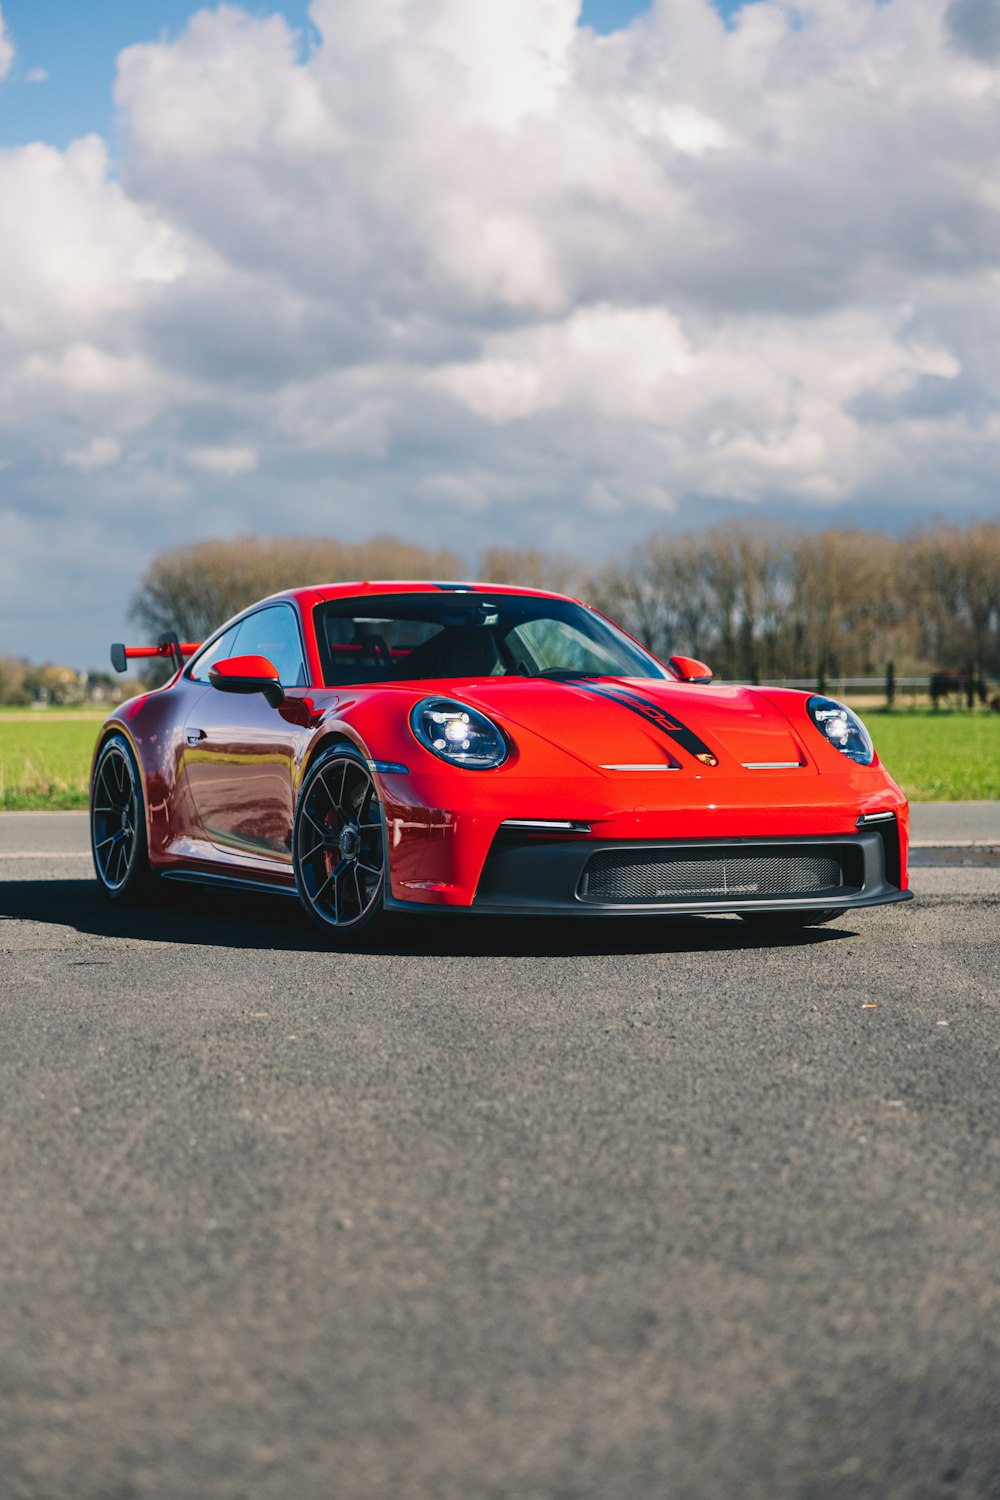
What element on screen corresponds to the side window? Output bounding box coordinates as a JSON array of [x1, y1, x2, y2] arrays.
[[187, 622, 244, 684], [230, 605, 307, 687]]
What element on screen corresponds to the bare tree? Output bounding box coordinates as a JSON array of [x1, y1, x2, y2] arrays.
[[909, 522, 1000, 682], [477, 547, 588, 597], [0, 656, 30, 706], [129, 534, 465, 644], [590, 521, 913, 683]]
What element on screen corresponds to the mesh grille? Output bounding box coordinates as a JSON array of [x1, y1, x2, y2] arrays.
[[582, 848, 847, 904]]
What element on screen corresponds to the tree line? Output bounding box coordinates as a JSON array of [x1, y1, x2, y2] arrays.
[[591, 522, 1000, 686], [126, 522, 1000, 687], [2, 521, 998, 701], [0, 659, 120, 708]]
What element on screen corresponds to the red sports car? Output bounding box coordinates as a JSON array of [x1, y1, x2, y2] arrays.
[[91, 581, 911, 939]]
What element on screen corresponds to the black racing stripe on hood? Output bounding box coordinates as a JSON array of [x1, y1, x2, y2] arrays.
[[572, 681, 717, 764]]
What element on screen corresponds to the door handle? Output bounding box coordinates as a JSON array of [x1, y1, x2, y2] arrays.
[[186, 728, 207, 745]]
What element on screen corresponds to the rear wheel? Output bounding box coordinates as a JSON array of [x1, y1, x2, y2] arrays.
[[90, 733, 154, 901], [738, 908, 839, 929], [293, 746, 386, 939]]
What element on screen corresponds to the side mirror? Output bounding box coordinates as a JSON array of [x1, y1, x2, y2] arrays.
[[209, 654, 285, 708], [668, 655, 713, 685]]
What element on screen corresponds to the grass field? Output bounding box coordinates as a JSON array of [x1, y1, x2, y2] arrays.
[[0, 707, 996, 810], [0, 712, 104, 811], [866, 711, 999, 801]]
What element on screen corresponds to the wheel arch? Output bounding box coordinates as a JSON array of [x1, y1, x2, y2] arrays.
[[91, 720, 151, 832], [300, 726, 374, 788]]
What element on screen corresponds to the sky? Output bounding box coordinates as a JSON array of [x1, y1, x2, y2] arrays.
[[1, 0, 999, 668]]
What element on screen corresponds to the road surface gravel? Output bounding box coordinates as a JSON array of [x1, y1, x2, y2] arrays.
[[0, 813, 998, 1500]]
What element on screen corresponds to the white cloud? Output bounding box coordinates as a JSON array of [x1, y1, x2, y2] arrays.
[[185, 444, 259, 476], [2, 0, 1000, 665], [0, 136, 187, 340], [63, 436, 122, 471], [25, 67, 47, 84], [433, 301, 964, 504]]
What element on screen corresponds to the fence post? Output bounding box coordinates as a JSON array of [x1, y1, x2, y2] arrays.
[[885, 661, 895, 711]]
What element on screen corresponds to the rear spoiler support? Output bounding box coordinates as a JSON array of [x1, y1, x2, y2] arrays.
[[110, 632, 201, 673]]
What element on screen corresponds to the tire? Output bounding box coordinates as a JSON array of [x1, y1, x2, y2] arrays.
[[90, 732, 155, 902], [293, 745, 386, 940], [737, 908, 840, 929]]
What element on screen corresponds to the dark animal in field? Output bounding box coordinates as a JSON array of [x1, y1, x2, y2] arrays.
[[929, 670, 988, 708]]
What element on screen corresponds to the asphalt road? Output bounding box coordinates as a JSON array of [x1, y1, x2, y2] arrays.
[[1, 814, 999, 1500]]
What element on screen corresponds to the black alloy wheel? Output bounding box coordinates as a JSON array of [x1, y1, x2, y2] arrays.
[[293, 746, 386, 937], [91, 733, 153, 901]]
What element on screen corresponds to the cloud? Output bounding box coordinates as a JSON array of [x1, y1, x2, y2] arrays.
[[185, 444, 259, 476], [0, 136, 187, 340], [2, 0, 1000, 665], [0, 6, 14, 80], [63, 436, 122, 472]]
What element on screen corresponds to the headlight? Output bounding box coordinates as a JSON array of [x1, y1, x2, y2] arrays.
[[410, 697, 509, 769], [807, 696, 875, 766]]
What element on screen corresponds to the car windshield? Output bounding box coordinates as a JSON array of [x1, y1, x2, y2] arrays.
[[314, 593, 668, 687]]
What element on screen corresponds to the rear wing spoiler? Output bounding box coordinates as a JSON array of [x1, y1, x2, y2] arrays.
[[110, 631, 201, 674]]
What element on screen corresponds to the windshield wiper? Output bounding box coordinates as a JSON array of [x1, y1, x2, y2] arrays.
[[529, 668, 599, 680]]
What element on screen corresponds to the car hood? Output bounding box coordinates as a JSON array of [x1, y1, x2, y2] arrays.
[[451, 677, 812, 774]]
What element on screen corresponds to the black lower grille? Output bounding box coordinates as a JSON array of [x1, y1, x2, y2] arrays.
[[581, 847, 852, 904]]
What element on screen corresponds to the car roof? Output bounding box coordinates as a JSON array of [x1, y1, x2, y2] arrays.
[[260, 580, 583, 608]]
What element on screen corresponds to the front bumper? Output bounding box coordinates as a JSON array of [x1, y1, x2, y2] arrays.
[[377, 764, 910, 910], [385, 825, 911, 917]]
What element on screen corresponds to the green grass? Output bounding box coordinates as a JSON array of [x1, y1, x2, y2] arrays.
[[0, 706, 996, 810], [866, 709, 999, 801], [0, 703, 117, 714], [0, 713, 104, 810]]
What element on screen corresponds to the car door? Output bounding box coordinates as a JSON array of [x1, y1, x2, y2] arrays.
[[181, 603, 311, 864]]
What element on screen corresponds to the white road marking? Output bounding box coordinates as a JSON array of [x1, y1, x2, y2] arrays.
[[0, 852, 93, 859], [910, 840, 1000, 848]]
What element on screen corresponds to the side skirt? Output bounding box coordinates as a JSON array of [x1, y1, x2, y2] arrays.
[[160, 869, 298, 898]]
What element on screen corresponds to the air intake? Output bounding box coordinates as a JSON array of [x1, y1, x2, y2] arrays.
[[581, 846, 857, 904]]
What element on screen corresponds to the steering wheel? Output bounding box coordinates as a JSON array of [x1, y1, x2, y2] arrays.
[[358, 633, 392, 674]]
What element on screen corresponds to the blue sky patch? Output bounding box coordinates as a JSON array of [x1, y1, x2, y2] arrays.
[[0, 1, 315, 148]]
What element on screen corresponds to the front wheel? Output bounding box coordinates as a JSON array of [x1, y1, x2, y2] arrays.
[[293, 746, 386, 939], [91, 732, 155, 901], [737, 908, 840, 929]]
